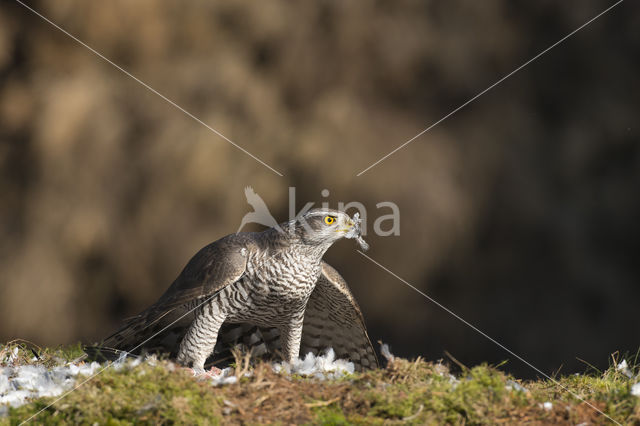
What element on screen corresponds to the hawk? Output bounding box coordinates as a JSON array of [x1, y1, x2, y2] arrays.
[[87, 209, 378, 371]]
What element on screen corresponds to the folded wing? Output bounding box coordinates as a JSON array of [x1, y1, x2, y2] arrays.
[[86, 234, 251, 359]]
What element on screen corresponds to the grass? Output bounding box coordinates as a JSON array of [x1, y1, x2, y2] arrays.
[[1, 341, 639, 425]]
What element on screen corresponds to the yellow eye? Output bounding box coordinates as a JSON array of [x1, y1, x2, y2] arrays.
[[324, 216, 335, 225]]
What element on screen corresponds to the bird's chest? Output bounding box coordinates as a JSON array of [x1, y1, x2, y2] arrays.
[[216, 249, 324, 326], [245, 252, 320, 303]]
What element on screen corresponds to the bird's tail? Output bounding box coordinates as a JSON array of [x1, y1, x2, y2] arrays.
[[85, 307, 193, 361], [83, 345, 135, 363]]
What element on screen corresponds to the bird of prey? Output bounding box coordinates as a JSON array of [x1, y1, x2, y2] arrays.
[[88, 208, 378, 371]]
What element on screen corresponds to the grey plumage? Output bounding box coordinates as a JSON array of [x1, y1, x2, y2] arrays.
[[89, 208, 378, 371]]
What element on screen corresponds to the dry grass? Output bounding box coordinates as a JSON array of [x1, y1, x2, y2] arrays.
[[1, 342, 639, 425]]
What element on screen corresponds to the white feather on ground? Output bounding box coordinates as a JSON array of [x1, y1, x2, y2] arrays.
[[0, 362, 101, 408], [1, 349, 355, 412], [273, 348, 355, 379]]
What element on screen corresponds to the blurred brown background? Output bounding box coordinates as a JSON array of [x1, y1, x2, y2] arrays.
[[1, 0, 638, 378]]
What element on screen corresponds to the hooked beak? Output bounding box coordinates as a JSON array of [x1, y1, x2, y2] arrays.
[[335, 217, 356, 234], [344, 218, 362, 239]]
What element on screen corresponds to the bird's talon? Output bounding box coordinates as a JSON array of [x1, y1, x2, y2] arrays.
[[182, 366, 223, 378]]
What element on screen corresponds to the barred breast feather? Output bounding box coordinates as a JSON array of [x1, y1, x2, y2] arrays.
[[212, 262, 378, 371]]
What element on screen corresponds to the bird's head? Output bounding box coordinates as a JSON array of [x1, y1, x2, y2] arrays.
[[285, 208, 368, 251]]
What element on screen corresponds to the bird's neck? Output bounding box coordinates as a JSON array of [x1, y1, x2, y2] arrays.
[[265, 227, 332, 264], [295, 240, 333, 262]]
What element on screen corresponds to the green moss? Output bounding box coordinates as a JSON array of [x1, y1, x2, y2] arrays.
[[6, 361, 223, 424], [311, 406, 350, 425], [2, 344, 639, 425]]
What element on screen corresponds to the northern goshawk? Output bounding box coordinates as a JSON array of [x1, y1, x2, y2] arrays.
[[88, 208, 378, 371]]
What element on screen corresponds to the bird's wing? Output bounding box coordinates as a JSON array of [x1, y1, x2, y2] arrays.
[[212, 261, 378, 371], [95, 234, 252, 353], [155, 233, 252, 309], [299, 261, 379, 370]]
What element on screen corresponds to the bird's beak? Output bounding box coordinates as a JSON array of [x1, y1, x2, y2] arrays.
[[337, 218, 357, 234], [342, 218, 357, 237], [337, 218, 356, 234]]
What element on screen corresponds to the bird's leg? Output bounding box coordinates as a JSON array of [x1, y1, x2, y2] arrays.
[[177, 307, 226, 372], [278, 313, 305, 363]]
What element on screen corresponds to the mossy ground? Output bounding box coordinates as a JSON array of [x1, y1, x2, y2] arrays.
[[1, 342, 639, 425]]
